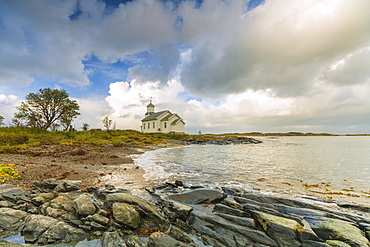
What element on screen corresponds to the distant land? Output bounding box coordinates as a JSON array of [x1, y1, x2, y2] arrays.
[[216, 132, 370, 137]]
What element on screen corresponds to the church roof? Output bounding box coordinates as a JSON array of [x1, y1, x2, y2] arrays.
[[142, 110, 167, 121], [147, 102, 155, 107]]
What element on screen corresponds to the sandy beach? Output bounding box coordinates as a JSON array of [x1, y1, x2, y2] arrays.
[[0, 142, 179, 192]]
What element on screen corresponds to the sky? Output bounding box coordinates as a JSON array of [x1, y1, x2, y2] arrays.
[[0, 0, 370, 134]]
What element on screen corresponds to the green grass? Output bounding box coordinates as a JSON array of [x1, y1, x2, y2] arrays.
[[0, 127, 191, 153]]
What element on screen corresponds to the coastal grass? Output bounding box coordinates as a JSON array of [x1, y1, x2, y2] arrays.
[[0, 127, 191, 153]]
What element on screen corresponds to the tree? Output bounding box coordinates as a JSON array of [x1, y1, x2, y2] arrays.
[[15, 88, 80, 130], [0, 115, 4, 127], [102, 116, 112, 131], [81, 123, 90, 131]]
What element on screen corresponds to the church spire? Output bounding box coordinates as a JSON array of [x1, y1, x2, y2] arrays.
[[146, 98, 155, 116]]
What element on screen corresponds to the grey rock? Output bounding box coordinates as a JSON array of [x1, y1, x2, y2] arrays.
[[162, 199, 193, 221], [325, 240, 352, 247], [252, 211, 319, 247], [54, 180, 82, 192], [102, 231, 126, 247], [31, 192, 57, 206], [213, 203, 251, 217], [22, 214, 86, 244], [0, 240, 24, 247], [88, 213, 110, 225], [105, 193, 169, 231], [168, 225, 195, 245], [112, 202, 140, 229], [0, 184, 30, 203], [148, 231, 190, 247], [90, 221, 107, 230], [306, 217, 370, 247], [188, 210, 278, 246], [94, 186, 129, 201], [74, 194, 97, 216], [49, 193, 77, 214], [0, 208, 29, 231], [124, 235, 147, 247], [167, 188, 226, 204]]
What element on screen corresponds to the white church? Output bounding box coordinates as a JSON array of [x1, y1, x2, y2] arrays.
[[141, 101, 185, 134]]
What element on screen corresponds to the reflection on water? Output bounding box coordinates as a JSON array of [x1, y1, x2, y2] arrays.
[[135, 136, 370, 205]]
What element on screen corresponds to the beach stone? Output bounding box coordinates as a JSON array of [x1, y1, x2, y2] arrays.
[[162, 199, 193, 221], [222, 197, 243, 210], [0, 208, 29, 231], [188, 210, 278, 246], [41, 221, 87, 244], [252, 211, 318, 246], [213, 203, 251, 217], [88, 213, 110, 225], [49, 194, 76, 214], [54, 180, 82, 192], [168, 225, 195, 245], [22, 214, 59, 243], [124, 235, 147, 247], [101, 231, 126, 247], [148, 231, 190, 247], [167, 188, 226, 204], [94, 186, 128, 200], [306, 217, 370, 247], [31, 192, 57, 206], [0, 240, 25, 247], [325, 240, 351, 247], [74, 194, 97, 216], [105, 193, 169, 230], [112, 202, 140, 228], [0, 184, 30, 203]]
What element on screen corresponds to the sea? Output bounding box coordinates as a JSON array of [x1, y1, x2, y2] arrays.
[[135, 136, 370, 206]]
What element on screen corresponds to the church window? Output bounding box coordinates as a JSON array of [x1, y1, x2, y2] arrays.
[[148, 123, 150, 129], [164, 122, 167, 128], [153, 122, 155, 128]]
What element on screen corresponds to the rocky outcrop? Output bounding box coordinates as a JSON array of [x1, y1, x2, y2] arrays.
[[0, 180, 193, 246], [153, 181, 370, 247], [182, 136, 262, 145]]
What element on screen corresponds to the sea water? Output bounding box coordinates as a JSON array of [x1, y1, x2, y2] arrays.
[[134, 136, 370, 205]]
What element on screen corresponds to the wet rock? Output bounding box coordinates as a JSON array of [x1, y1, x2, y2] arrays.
[[73, 194, 98, 216], [0, 184, 30, 203], [252, 211, 319, 247], [88, 213, 110, 226], [101, 231, 125, 247], [105, 193, 169, 231], [0, 208, 29, 232], [306, 217, 370, 246], [0, 240, 25, 247], [54, 180, 82, 192], [31, 192, 57, 206], [94, 186, 128, 201], [167, 188, 226, 204], [213, 203, 251, 218], [112, 202, 141, 229], [48, 193, 77, 214], [162, 199, 193, 221], [148, 231, 190, 247], [188, 210, 278, 247], [124, 235, 147, 247], [168, 225, 195, 245], [21, 214, 87, 244]]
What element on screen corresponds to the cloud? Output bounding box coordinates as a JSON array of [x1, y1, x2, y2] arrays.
[[0, 94, 21, 125], [179, 0, 370, 97]]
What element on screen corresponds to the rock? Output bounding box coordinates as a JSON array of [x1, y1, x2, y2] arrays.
[[252, 211, 319, 247], [306, 217, 370, 247], [0, 240, 25, 247], [188, 210, 278, 247], [167, 188, 226, 204], [112, 202, 141, 229], [31, 192, 56, 206], [105, 193, 169, 231], [48, 193, 77, 214], [74, 194, 98, 216], [162, 199, 193, 221], [94, 186, 128, 201], [124, 235, 147, 247], [0, 184, 30, 203], [325, 240, 352, 247], [0, 208, 29, 232], [168, 225, 195, 245], [101, 231, 126, 247], [22, 214, 86, 244], [222, 197, 243, 210], [88, 213, 110, 226], [54, 180, 82, 192], [148, 231, 190, 247], [41, 221, 87, 244], [213, 203, 251, 218]]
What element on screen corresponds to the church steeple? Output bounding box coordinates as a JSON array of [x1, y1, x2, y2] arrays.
[[145, 98, 155, 116]]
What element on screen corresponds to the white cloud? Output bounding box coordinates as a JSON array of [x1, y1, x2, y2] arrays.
[[0, 94, 21, 125]]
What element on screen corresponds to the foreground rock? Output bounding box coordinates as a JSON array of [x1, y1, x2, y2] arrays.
[[0, 180, 193, 246], [153, 181, 370, 247]]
